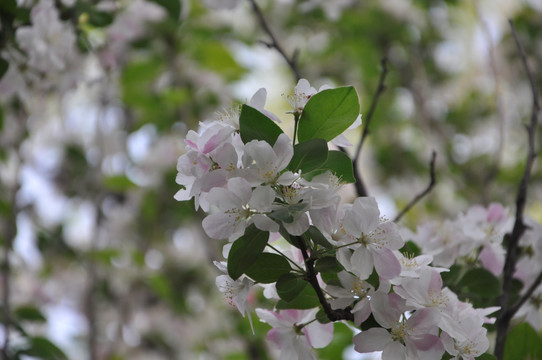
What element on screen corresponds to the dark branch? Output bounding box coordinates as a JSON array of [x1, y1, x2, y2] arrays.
[[394, 151, 437, 222], [354, 58, 389, 165], [297, 237, 354, 322], [509, 269, 542, 317], [248, 0, 301, 82], [495, 20, 540, 360], [348, 58, 388, 197]]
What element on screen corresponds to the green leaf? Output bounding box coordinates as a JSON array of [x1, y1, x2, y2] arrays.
[[227, 225, 270, 280], [316, 309, 331, 324], [148, 0, 181, 21], [287, 139, 329, 173], [304, 151, 355, 183], [276, 273, 308, 302], [268, 207, 294, 223], [244, 253, 291, 283], [314, 257, 343, 273], [276, 285, 320, 309], [504, 323, 542, 360], [458, 268, 501, 298], [298, 86, 360, 142], [18, 336, 68, 360], [192, 40, 245, 80], [400, 240, 421, 257], [0, 58, 8, 81], [308, 226, 333, 249], [476, 354, 497, 360], [279, 226, 303, 249], [14, 305, 46, 323], [239, 105, 284, 145], [366, 268, 380, 290], [103, 175, 136, 191]]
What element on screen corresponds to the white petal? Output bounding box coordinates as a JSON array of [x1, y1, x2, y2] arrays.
[[353, 328, 391, 353], [249, 186, 275, 211]]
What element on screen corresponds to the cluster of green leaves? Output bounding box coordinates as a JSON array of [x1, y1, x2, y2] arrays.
[[227, 86, 371, 317]]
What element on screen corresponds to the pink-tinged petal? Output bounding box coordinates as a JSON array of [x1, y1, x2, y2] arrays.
[[353, 298, 372, 326], [255, 308, 284, 328], [382, 341, 406, 360], [487, 203, 506, 223], [479, 242, 504, 276], [201, 125, 233, 154], [408, 308, 440, 335], [350, 246, 374, 280], [370, 292, 400, 328], [353, 328, 391, 353], [267, 328, 283, 347], [411, 335, 444, 359], [304, 321, 333, 348], [373, 248, 401, 280]]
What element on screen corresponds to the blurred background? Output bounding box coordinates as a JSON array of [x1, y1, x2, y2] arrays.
[[0, 0, 541, 358]]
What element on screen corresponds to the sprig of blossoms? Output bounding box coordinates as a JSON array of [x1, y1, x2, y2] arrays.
[[175, 79, 504, 359]]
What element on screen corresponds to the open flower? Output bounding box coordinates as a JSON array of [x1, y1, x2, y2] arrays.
[[256, 308, 333, 360], [202, 177, 278, 240], [354, 292, 444, 360], [334, 197, 403, 280], [214, 261, 255, 332]]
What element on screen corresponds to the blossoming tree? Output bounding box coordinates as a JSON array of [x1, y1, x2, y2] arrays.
[[1, 0, 541, 359]]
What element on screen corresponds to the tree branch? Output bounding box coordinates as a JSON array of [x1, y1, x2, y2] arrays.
[[354, 58, 389, 165], [297, 237, 354, 322], [248, 0, 301, 82], [509, 269, 542, 317], [394, 151, 437, 222], [495, 20, 540, 360], [1, 181, 18, 360], [348, 58, 388, 197]]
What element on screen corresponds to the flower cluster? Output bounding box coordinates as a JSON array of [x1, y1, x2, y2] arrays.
[[174, 80, 538, 359]]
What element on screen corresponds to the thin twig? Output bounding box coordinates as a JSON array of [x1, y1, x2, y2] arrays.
[[354, 58, 389, 165], [495, 20, 540, 360], [394, 151, 437, 222], [509, 269, 542, 317], [348, 58, 388, 197], [477, 9, 506, 204], [248, 0, 301, 82], [1, 182, 18, 360], [297, 237, 354, 322]]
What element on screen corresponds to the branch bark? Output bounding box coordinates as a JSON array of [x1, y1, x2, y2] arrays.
[[495, 20, 540, 360], [349, 58, 389, 197], [248, 0, 301, 82], [297, 237, 354, 322], [394, 151, 437, 222]]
